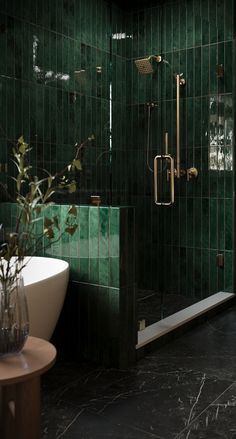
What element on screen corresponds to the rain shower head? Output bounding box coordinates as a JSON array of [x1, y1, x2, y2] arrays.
[[134, 55, 162, 74]]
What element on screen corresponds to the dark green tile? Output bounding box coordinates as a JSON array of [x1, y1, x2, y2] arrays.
[[210, 199, 217, 249], [109, 257, 119, 288], [89, 257, 99, 284], [209, 250, 218, 293], [79, 258, 89, 282], [99, 257, 109, 286], [224, 251, 233, 292], [225, 199, 233, 250], [79, 207, 89, 258], [109, 208, 119, 258], [99, 207, 109, 258]]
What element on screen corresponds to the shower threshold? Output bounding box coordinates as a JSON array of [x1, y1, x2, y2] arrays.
[[136, 291, 235, 349]]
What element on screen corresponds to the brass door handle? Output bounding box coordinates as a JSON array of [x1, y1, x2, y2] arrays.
[[154, 154, 175, 206]]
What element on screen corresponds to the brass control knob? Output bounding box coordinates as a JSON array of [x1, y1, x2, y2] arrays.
[[187, 167, 198, 181]]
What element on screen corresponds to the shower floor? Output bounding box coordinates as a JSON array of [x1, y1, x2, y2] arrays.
[[137, 289, 197, 328]]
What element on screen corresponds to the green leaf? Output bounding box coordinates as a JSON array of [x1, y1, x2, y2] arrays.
[[68, 182, 77, 193], [44, 217, 54, 228], [18, 135, 24, 144], [47, 175, 53, 188], [43, 188, 55, 202], [65, 224, 78, 235], [19, 142, 28, 154], [73, 159, 82, 171], [44, 227, 54, 239], [16, 174, 22, 192]]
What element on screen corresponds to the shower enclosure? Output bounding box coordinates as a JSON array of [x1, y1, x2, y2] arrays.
[[111, 0, 234, 342]]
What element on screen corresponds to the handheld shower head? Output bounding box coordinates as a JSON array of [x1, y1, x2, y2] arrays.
[[134, 55, 162, 74]]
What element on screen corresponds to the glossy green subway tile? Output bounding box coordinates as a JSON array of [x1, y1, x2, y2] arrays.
[[217, 198, 225, 250], [179, 198, 187, 247], [89, 257, 99, 284], [194, 12, 202, 47], [69, 257, 80, 281], [109, 208, 119, 258], [224, 0, 233, 41], [89, 207, 99, 259], [79, 207, 89, 258], [201, 249, 210, 297], [186, 198, 194, 247], [0, 15, 6, 77], [109, 257, 119, 288], [99, 208, 109, 257], [194, 198, 202, 248], [224, 251, 233, 292], [209, 171, 218, 198], [224, 41, 233, 93], [201, 45, 209, 95], [209, 199, 217, 249], [186, 0, 194, 48], [194, 248, 202, 298], [201, 198, 210, 249], [179, 3, 187, 50], [216, 0, 224, 42], [194, 48, 201, 97], [201, 16, 209, 46], [225, 199, 233, 250], [79, 257, 89, 282], [209, 44, 217, 94], [217, 253, 225, 291], [99, 257, 109, 286], [179, 247, 187, 295], [209, 0, 217, 44], [186, 247, 194, 296]]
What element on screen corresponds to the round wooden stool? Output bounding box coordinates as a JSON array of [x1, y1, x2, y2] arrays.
[[0, 336, 56, 439]]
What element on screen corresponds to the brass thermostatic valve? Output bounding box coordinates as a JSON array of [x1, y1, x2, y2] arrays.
[[186, 167, 198, 181]]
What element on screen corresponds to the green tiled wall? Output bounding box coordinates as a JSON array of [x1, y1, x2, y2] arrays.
[[0, 202, 136, 367], [0, 0, 234, 358], [0, 0, 112, 204], [111, 0, 234, 315]]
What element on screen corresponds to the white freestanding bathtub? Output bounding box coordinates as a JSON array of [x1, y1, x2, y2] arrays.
[[21, 256, 69, 340]]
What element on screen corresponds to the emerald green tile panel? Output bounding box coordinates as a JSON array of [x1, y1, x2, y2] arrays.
[[0, 203, 134, 289], [0, 202, 136, 367]]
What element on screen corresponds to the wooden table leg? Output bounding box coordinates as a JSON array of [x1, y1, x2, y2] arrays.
[[0, 384, 16, 439], [15, 377, 41, 439], [0, 377, 41, 439]]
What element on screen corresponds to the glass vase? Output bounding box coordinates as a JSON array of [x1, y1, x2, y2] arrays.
[[0, 275, 29, 357]]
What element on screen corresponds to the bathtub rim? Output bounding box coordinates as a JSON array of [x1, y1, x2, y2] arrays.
[[6, 256, 69, 287]]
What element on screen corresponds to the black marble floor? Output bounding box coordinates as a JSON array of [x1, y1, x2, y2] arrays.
[[42, 304, 236, 438]]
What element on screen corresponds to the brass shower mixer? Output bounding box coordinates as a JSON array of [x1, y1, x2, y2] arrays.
[[186, 167, 198, 181]]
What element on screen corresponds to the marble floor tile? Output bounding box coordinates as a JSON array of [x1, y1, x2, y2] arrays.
[[42, 305, 236, 439], [177, 382, 236, 439]]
